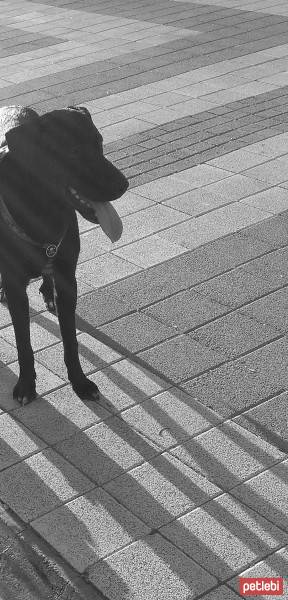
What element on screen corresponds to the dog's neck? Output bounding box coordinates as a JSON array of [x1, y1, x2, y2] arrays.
[[0, 154, 70, 245]]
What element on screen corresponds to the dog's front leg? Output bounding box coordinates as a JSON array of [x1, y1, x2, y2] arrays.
[[54, 268, 99, 401], [1, 275, 36, 404]]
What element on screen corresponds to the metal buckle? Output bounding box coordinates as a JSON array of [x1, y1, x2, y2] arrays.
[[46, 244, 57, 258]]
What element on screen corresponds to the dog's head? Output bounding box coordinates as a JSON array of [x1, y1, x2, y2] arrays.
[[5, 106, 129, 223]]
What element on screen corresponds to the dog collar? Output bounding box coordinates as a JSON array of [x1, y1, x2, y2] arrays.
[[0, 194, 66, 259]]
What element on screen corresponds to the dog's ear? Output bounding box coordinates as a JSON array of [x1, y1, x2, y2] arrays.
[[5, 117, 42, 161]]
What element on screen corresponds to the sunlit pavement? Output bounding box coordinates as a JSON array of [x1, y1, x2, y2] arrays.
[[0, 1, 288, 598]]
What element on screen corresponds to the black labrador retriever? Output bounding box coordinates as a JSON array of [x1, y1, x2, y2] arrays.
[[0, 105, 128, 405]]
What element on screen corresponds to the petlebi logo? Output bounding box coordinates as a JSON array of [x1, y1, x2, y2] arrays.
[[239, 577, 284, 596]]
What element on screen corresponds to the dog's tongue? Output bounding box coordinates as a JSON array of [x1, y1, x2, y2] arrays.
[[93, 200, 123, 242]]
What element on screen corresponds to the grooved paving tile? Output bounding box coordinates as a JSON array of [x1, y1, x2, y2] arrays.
[[87, 534, 217, 600], [32, 487, 149, 573], [160, 494, 288, 581]]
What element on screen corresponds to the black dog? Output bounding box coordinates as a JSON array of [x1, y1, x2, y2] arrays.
[[0, 105, 128, 405]]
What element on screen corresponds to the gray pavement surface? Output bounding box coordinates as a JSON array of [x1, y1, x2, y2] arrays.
[[0, 0, 288, 598]]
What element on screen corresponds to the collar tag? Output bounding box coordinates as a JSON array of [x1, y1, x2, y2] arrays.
[[45, 244, 58, 258]]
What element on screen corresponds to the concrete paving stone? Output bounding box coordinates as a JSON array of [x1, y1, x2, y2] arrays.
[[181, 337, 288, 418], [35, 331, 122, 380], [240, 186, 288, 214], [0, 448, 95, 523], [173, 164, 233, 187], [232, 459, 288, 531], [160, 494, 288, 581], [243, 248, 288, 288], [234, 391, 288, 452], [132, 175, 194, 201], [104, 452, 221, 529], [159, 202, 269, 249], [189, 311, 280, 359], [0, 338, 17, 365], [88, 533, 217, 600], [9, 360, 65, 397], [243, 155, 288, 185], [0, 413, 45, 470], [238, 213, 288, 248], [78, 230, 107, 263], [206, 148, 270, 172], [113, 234, 187, 268], [163, 193, 217, 217], [76, 253, 140, 289], [12, 384, 110, 445], [110, 193, 155, 217], [245, 132, 288, 156], [76, 288, 135, 329], [0, 312, 62, 350], [228, 546, 288, 597], [239, 288, 288, 333], [170, 420, 284, 490], [85, 204, 190, 251], [144, 288, 230, 332], [89, 358, 170, 415], [98, 311, 177, 353], [194, 263, 283, 309], [138, 334, 226, 383], [32, 486, 149, 573], [201, 586, 241, 600], [0, 302, 11, 328], [54, 415, 162, 486], [0, 366, 26, 411], [104, 232, 272, 309], [165, 174, 269, 213], [119, 387, 221, 452]]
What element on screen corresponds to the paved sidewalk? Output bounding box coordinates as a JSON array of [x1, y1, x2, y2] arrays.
[[0, 0, 288, 598]]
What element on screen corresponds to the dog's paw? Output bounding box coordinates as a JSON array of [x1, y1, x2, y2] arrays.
[[72, 378, 100, 401], [13, 378, 37, 406]]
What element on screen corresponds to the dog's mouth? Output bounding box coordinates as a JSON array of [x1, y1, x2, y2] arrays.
[[67, 187, 99, 223], [67, 186, 123, 242]]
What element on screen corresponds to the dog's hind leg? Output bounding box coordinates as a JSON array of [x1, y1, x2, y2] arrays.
[[1, 273, 36, 404], [39, 273, 56, 313]]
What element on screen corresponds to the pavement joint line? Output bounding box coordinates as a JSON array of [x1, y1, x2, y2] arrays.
[[2, 2, 288, 596]]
